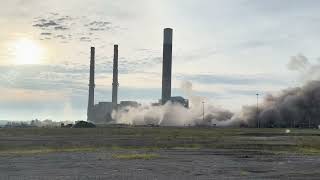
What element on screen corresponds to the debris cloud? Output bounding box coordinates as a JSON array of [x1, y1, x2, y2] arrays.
[[115, 81, 235, 127], [114, 55, 320, 128]]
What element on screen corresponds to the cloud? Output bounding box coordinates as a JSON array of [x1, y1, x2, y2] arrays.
[[0, 64, 267, 100], [40, 32, 52, 36], [32, 13, 74, 42], [32, 13, 122, 44], [85, 21, 112, 31], [0, 64, 87, 92], [89, 28, 109, 31], [0, 87, 67, 103], [54, 26, 69, 30], [33, 20, 59, 28], [287, 54, 309, 71], [80, 37, 91, 42], [87, 21, 111, 26], [55, 35, 67, 39], [33, 14, 71, 30], [177, 74, 287, 86]]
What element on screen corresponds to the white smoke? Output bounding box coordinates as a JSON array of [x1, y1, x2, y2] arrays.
[[112, 54, 320, 128], [114, 81, 235, 127]]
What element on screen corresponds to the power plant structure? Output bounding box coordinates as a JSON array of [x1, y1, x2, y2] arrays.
[[87, 44, 139, 124], [112, 45, 119, 111], [162, 28, 173, 105], [87, 47, 95, 121], [87, 28, 188, 124], [161, 28, 189, 108]]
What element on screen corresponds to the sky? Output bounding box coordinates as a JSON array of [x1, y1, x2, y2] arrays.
[[0, 0, 320, 121]]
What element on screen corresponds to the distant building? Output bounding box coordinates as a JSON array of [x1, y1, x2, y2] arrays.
[[119, 101, 140, 108], [153, 96, 189, 108], [90, 101, 140, 124], [91, 102, 113, 124], [169, 96, 189, 108], [5, 121, 32, 128]]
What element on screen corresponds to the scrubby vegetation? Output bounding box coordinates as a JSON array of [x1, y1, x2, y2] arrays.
[[112, 153, 160, 160], [0, 127, 319, 155]]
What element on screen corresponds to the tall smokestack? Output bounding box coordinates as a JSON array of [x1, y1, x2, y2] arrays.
[[87, 47, 95, 121], [162, 28, 173, 105], [112, 44, 119, 110]]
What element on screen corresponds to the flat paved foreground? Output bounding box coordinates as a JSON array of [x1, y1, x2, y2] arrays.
[[0, 128, 319, 179], [0, 149, 320, 180]]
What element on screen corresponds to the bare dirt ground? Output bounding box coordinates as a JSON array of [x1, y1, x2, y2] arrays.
[[0, 127, 319, 180]]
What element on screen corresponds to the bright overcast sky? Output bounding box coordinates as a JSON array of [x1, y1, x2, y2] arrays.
[[0, 0, 319, 121]]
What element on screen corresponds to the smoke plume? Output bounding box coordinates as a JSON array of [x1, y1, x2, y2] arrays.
[[235, 81, 320, 128], [288, 54, 320, 81], [115, 81, 235, 127], [235, 54, 320, 128], [114, 54, 320, 128]]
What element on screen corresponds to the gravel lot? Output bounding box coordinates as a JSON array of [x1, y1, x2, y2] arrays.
[[0, 128, 319, 180], [1, 149, 320, 180]]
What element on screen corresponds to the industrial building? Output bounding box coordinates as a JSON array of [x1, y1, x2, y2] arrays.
[[161, 28, 189, 108], [87, 28, 189, 124], [87, 45, 139, 124]]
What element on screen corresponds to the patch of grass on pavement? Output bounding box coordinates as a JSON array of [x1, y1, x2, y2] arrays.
[[298, 147, 320, 155], [0, 147, 98, 155], [170, 144, 202, 150], [112, 153, 160, 160], [240, 170, 249, 176]]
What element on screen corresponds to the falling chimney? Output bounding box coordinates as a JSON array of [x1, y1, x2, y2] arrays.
[[162, 28, 173, 105], [87, 47, 95, 121], [112, 45, 119, 110]]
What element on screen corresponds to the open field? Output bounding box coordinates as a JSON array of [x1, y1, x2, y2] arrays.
[[0, 127, 320, 179]]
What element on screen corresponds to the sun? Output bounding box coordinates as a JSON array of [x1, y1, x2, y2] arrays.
[[12, 39, 44, 65]]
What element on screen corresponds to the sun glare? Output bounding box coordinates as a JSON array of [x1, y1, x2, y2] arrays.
[[12, 39, 44, 65]]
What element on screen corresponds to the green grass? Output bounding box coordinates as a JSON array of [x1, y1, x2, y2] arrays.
[[298, 147, 320, 155], [0, 127, 319, 155], [112, 153, 160, 160], [240, 170, 249, 176], [0, 147, 98, 155]]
